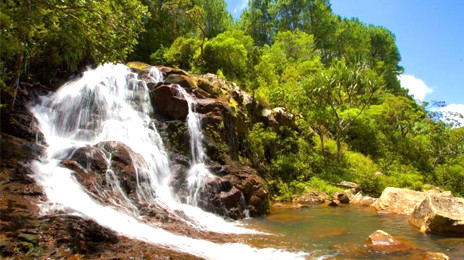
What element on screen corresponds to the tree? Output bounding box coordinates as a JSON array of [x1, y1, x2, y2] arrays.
[[200, 30, 254, 81], [163, 37, 201, 70], [301, 60, 384, 158], [1, 0, 147, 102], [254, 30, 321, 108], [240, 0, 274, 46], [196, 0, 232, 38]]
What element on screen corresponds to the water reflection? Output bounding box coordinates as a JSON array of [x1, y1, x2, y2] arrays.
[[241, 205, 464, 259]]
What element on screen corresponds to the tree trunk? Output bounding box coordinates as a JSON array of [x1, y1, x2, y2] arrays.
[[336, 125, 342, 159], [9, 52, 24, 107], [319, 132, 325, 159]]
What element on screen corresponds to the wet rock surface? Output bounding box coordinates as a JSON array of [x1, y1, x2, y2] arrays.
[[61, 141, 140, 205], [367, 230, 411, 252], [150, 83, 189, 120]]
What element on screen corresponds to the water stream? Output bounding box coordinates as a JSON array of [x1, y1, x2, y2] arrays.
[[175, 86, 213, 206], [30, 63, 304, 259]]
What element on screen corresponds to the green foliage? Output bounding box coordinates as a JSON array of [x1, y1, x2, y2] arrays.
[[254, 30, 321, 108], [301, 59, 384, 157], [304, 177, 344, 196], [196, 0, 232, 38], [199, 30, 254, 81], [433, 160, 464, 197], [163, 37, 201, 70], [1, 0, 146, 87], [344, 151, 384, 196], [4, 0, 461, 200]]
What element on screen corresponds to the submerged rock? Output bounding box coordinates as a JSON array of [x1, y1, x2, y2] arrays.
[[409, 194, 464, 236], [367, 230, 411, 252], [411, 251, 450, 260]]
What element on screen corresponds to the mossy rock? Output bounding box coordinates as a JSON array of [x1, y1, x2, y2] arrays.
[[164, 74, 197, 91], [197, 78, 221, 97], [126, 61, 150, 72]]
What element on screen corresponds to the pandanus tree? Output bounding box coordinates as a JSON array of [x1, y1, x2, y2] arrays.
[[301, 60, 384, 158]]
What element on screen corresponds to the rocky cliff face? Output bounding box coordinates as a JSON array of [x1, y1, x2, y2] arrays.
[[0, 62, 297, 258], [142, 63, 273, 218]]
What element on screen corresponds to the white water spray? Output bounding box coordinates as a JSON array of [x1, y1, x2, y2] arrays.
[[176, 86, 214, 206], [30, 63, 305, 259]]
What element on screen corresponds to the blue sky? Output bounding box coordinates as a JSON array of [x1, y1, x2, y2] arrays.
[[225, 0, 464, 120]]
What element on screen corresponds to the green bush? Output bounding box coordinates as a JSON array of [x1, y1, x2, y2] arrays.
[[345, 151, 385, 196], [304, 177, 344, 196], [164, 37, 201, 70], [433, 161, 464, 197], [200, 30, 254, 81]]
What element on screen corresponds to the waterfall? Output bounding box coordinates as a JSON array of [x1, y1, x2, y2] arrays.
[[30, 63, 305, 259], [176, 86, 213, 206]]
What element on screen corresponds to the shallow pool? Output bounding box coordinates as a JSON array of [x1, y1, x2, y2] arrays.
[[240, 204, 464, 259]]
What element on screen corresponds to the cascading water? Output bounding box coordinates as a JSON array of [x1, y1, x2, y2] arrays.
[[176, 86, 214, 206], [30, 63, 305, 259]]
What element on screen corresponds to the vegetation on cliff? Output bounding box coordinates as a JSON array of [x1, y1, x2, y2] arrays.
[[1, 0, 463, 200]]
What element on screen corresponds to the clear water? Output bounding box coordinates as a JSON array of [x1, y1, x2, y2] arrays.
[[240, 205, 464, 259]]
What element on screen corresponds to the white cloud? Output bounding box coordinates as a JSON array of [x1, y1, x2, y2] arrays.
[[439, 104, 464, 127], [398, 74, 433, 101], [233, 0, 249, 15]]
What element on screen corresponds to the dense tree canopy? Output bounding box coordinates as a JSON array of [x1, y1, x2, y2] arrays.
[[0, 0, 146, 90]]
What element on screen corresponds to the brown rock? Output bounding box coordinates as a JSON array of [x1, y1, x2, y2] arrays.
[[371, 187, 427, 215], [409, 194, 464, 235], [293, 191, 329, 206], [367, 230, 411, 252], [334, 192, 350, 204], [164, 74, 197, 91], [62, 141, 139, 202], [328, 199, 340, 207], [196, 176, 246, 219], [152, 84, 188, 120], [223, 167, 270, 217]]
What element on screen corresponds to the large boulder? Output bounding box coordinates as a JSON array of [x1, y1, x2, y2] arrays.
[[371, 187, 428, 215], [409, 194, 464, 236], [196, 176, 246, 220], [222, 167, 270, 217], [62, 141, 139, 204], [164, 73, 197, 92]]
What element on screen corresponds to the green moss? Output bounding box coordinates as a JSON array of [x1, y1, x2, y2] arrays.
[[228, 97, 238, 117], [126, 61, 150, 71]]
